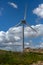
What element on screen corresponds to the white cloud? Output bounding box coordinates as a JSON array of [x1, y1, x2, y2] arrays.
[[33, 4, 43, 18], [0, 31, 6, 42], [14, 36, 21, 41], [40, 43, 43, 48], [0, 24, 43, 51], [35, 42, 43, 48], [8, 2, 18, 8]]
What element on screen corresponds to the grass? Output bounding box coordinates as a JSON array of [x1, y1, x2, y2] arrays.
[[0, 50, 43, 65]]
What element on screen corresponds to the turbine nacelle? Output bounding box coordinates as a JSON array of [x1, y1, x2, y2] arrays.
[[21, 20, 26, 24]]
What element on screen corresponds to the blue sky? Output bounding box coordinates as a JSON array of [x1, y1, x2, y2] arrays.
[[0, 0, 43, 51], [0, 0, 43, 31]]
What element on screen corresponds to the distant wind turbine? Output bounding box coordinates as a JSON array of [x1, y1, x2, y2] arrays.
[[14, 5, 37, 52]]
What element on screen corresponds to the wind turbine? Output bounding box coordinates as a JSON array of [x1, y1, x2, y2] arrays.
[[15, 5, 37, 52]]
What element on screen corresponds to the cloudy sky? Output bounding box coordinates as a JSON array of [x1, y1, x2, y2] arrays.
[[0, 0, 43, 51]]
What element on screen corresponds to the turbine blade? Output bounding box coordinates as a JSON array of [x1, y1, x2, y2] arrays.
[[15, 21, 21, 27], [26, 23, 37, 32], [24, 5, 27, 20]]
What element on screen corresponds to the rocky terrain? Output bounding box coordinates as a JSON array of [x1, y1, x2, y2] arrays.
[[31, 61, 43, 65], [24, 47, 43, 53]]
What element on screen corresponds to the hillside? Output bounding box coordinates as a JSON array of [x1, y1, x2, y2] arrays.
[[24, 47, 43, 53], [0, 50, 43, 65]]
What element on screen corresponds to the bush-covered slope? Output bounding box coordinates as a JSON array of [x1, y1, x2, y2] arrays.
[[0, 50, 43, 65]]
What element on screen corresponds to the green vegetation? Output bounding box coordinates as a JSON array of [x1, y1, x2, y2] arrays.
[[0, 50, 43, 65]]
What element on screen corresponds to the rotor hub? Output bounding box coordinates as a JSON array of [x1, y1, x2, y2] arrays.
[[21, 20, 26, 24]]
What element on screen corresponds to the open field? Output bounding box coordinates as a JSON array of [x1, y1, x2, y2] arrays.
[[0, 50, 43, 65]]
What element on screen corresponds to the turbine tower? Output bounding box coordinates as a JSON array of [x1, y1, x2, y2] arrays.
[[15, 6, 37, 52]]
